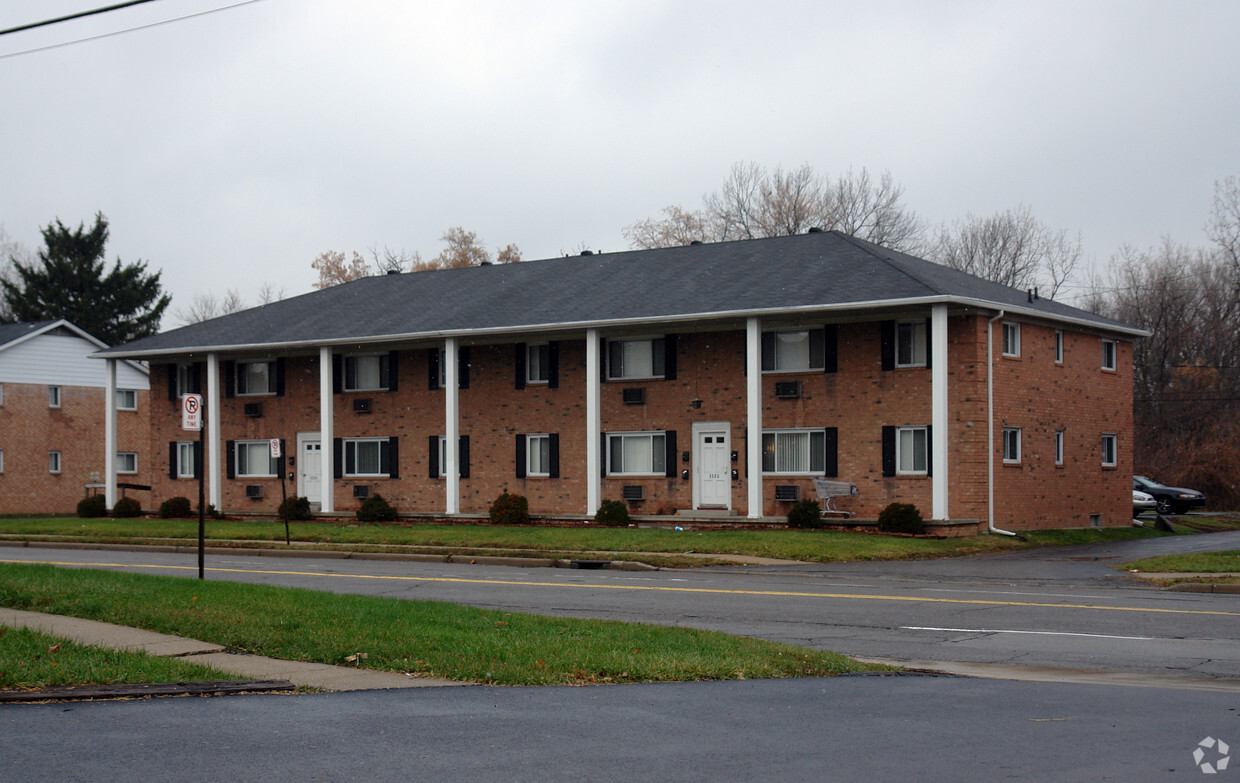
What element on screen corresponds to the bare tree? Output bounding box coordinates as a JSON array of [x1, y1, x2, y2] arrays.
[[0, 226, 32, 322], [828, 169, 926, 253], [1208, 175, 1240, 284], [929, 205, 1080, 297], [369, 245, 421, 274], [256, 282, 284, 305], [622, 205, 717, 249], [175, 288, 247, 325], [311, 250, 370, 289]]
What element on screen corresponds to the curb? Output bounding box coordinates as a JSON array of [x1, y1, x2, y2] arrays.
[[0, 680, 295, 703]]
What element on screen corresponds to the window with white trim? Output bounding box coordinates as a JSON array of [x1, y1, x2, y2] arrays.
[[608, 338, 665, 380], [1002, 428, 1021, 463], [607, 432, 666, 475], [1101, 339, 1117, 371], [48, 386, 61, 407], [526, 344, 550, 384], [1101, 433, 1117, 467], [49, 451, 61, 474], [762, 429, 826, 474], [175, 363, 197, 398], [896, 426, 928, 474], [116, 389, 137, 410], [1002, 322, 1020, 357], [0, 382, 5, 406], [1054, 430, 1064, 465], [177, 442, 196, 479], [526, 434, 552, 476], [1054, 330, 1064, 364], [344, 354, 390, 391], [235, 441, 278, 477], [343, 437, 391, 477], [236, 361, 276, 395], [896, 320, 927, 367], [0, 450, 5, 473], [117, 452, 137, 474]]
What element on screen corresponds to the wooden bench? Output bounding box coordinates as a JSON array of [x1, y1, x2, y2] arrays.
[[812, 478, 858, 517]]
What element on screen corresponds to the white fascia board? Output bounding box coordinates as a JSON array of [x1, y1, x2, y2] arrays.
[[92, 295, 1149, 361]]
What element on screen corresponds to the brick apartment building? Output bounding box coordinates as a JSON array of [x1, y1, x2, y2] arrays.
[[97, 231, 1142, 530], [0, 320, 150, 514]]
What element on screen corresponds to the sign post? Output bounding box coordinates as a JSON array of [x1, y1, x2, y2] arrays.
[[272, 438, 289, 545], [182, 394, 205, 579]]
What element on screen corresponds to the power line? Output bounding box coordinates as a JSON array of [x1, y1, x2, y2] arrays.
[[0, 0, 264, 60], [0, 1, 162, 37]]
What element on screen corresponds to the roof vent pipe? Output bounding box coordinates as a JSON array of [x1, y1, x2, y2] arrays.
[[479, 261, 492, 266], [580, 250, 593, 256], [1027, 288, 1033, 302], [386, 269, 399, 275], [807, 226, 823, 233], [689, 240, 703, 246]]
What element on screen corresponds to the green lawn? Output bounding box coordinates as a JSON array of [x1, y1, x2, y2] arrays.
[[0, 563, 887, 686], [1123, 550, 1240, 574]]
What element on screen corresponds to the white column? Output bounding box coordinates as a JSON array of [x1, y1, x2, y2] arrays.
[[319, 346, 335, 512], [931, 304, 950, 520], [104, 359, 118, 509], [206, 353, 222, 510], [444, 338, 459, 515], [746, 318, 763, 519], [586, 329, 601, 515]]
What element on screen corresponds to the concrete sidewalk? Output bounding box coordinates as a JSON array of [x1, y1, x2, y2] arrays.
[[0, 608, 467, 692]]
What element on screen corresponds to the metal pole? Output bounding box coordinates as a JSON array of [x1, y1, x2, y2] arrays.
[[198, 406, 206, 579]]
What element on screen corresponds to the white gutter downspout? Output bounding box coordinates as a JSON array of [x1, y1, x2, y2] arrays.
[[987, 310, 1016, 536]]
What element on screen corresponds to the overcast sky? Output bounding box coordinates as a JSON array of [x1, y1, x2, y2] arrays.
[[2, 0, 1238, 328]]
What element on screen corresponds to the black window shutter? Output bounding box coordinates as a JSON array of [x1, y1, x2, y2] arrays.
[[459, 436, 470, 478], [428, 436, 440, 478], [549, 433, 560, 478], [809, 328, 826, 370], [880, 321, 895, 372], [191, 363, 203, 394], [223, 360, 236, 398], [388, 351, 400, 392], [548, 342, 560, 389], [601, 338, 611, 379], [824, 427, 838, 478], [168, 442, 177, 480], [881, 426, 896, 477], [333, 438, 343, 480], [428, 349, 440, 390], [331, 353, 343, 393], [388, 436, 400, 478], [761, 332, 776, 372], [166, 364, 177, 401], [226, 440, 235, 479], [925, 318, 933, 370], [515, 434, 527, 478], [823, 325, 838, 373], [925, 425, 933, 478], [193, 441, 202, 480], [275, 358, 286, 397], [601, 433, 607, 477], [279, 439, 287, 473], [458, 347, 470, 389], [514, 344, 526, 390], [664, 430, 677, 478], [663, 334, 677, 380]]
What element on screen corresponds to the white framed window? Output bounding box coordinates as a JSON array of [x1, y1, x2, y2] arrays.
[[1054, 330, 1064, 364], [235, 441, 278, 477], [1101, 433, 1117, 467], [343, 437, 391, 477], [762, 429, 827, 474], [526, 344, 550, 384], [344, 354, 390, 392], [49, 450, 61, 474], [896, 320, 927, 367], [116, 389, 137, 410], [236, 361, 276, 396], [0, 450, 5, 473], [896, 426, 928, 474], [116, 452, 137, 474], [1101, 339, 1117, 371], [1002, 322, 1020, 357], [177, 442, 197, 479], [175, 363, 197, 398], [526, 434, 552, 476], [0, 382, 5, 406], [608, 338, 665, 380], [1002, 428, 1022, 463], [1054, 430, 1064, 466], [48, 385, 61, 407], [761, 329, 829, 373], [607, 432, 666, 476]]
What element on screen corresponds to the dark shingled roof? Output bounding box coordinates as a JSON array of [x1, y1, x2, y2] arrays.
[[99, 231, 1140, 358], [0, 321, 57, 348]]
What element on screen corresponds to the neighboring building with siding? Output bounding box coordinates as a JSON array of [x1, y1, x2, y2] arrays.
[[97, 231, 1142, 530], [0, 320, 150, 514]]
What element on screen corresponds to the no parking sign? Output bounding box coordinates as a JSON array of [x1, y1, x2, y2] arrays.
[[182, 394, 202, 430]]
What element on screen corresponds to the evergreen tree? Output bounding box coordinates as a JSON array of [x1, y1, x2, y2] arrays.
[[1, 212, 169, 345]]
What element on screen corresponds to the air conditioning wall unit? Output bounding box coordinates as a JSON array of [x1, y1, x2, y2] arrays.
[[353, 398, 372, 414], [245, 485, 265, 499], [243, 402, 263, 417], [621, 485, 644, 501], [774, 485, 801, 502], [622, 388, 645, 405], [774, 381, 801, 399], [353, 485, 372, 499]]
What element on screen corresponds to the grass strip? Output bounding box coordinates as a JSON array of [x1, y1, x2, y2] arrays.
[[1122, 550, 1240, 574], [0, 625, 245, 690], [0, 563, 888, 686]]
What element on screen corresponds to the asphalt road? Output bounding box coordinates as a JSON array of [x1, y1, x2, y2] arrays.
[[3, 531, 1239, 682]]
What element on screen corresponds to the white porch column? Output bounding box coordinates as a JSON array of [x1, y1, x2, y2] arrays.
[[319, 346, 335, 512], [586, 328, 601, 515], [206, 353, 223, 510], [104, 359, 118, 509], [931, 304, 950, 520], [746, 318, 763, 519], [444, 338, 459, 515]]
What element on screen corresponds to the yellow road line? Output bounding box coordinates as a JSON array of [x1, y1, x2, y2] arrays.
[[6, 558, 1239, 617]]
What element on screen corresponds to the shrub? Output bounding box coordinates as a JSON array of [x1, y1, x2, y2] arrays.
[[786, 499, 824, 529], [357, 493, 397, 522], [278, 495, 313, 521], [112, 496, 142, 518], [197, 503, 224, 520], [594, 499, 630, 527], [877, 502, 924, 534], [489, 492, 530, 525], [159, 496, 193, 519], [77, 494, 107, 518]]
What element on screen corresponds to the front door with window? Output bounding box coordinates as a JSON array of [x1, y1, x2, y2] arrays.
[[297, 432, 322, 507], [693, 423, 731, 509]]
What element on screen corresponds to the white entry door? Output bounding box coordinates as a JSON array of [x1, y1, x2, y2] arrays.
[[694, 424, 731, 509], [297, 432, 322, 506]]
